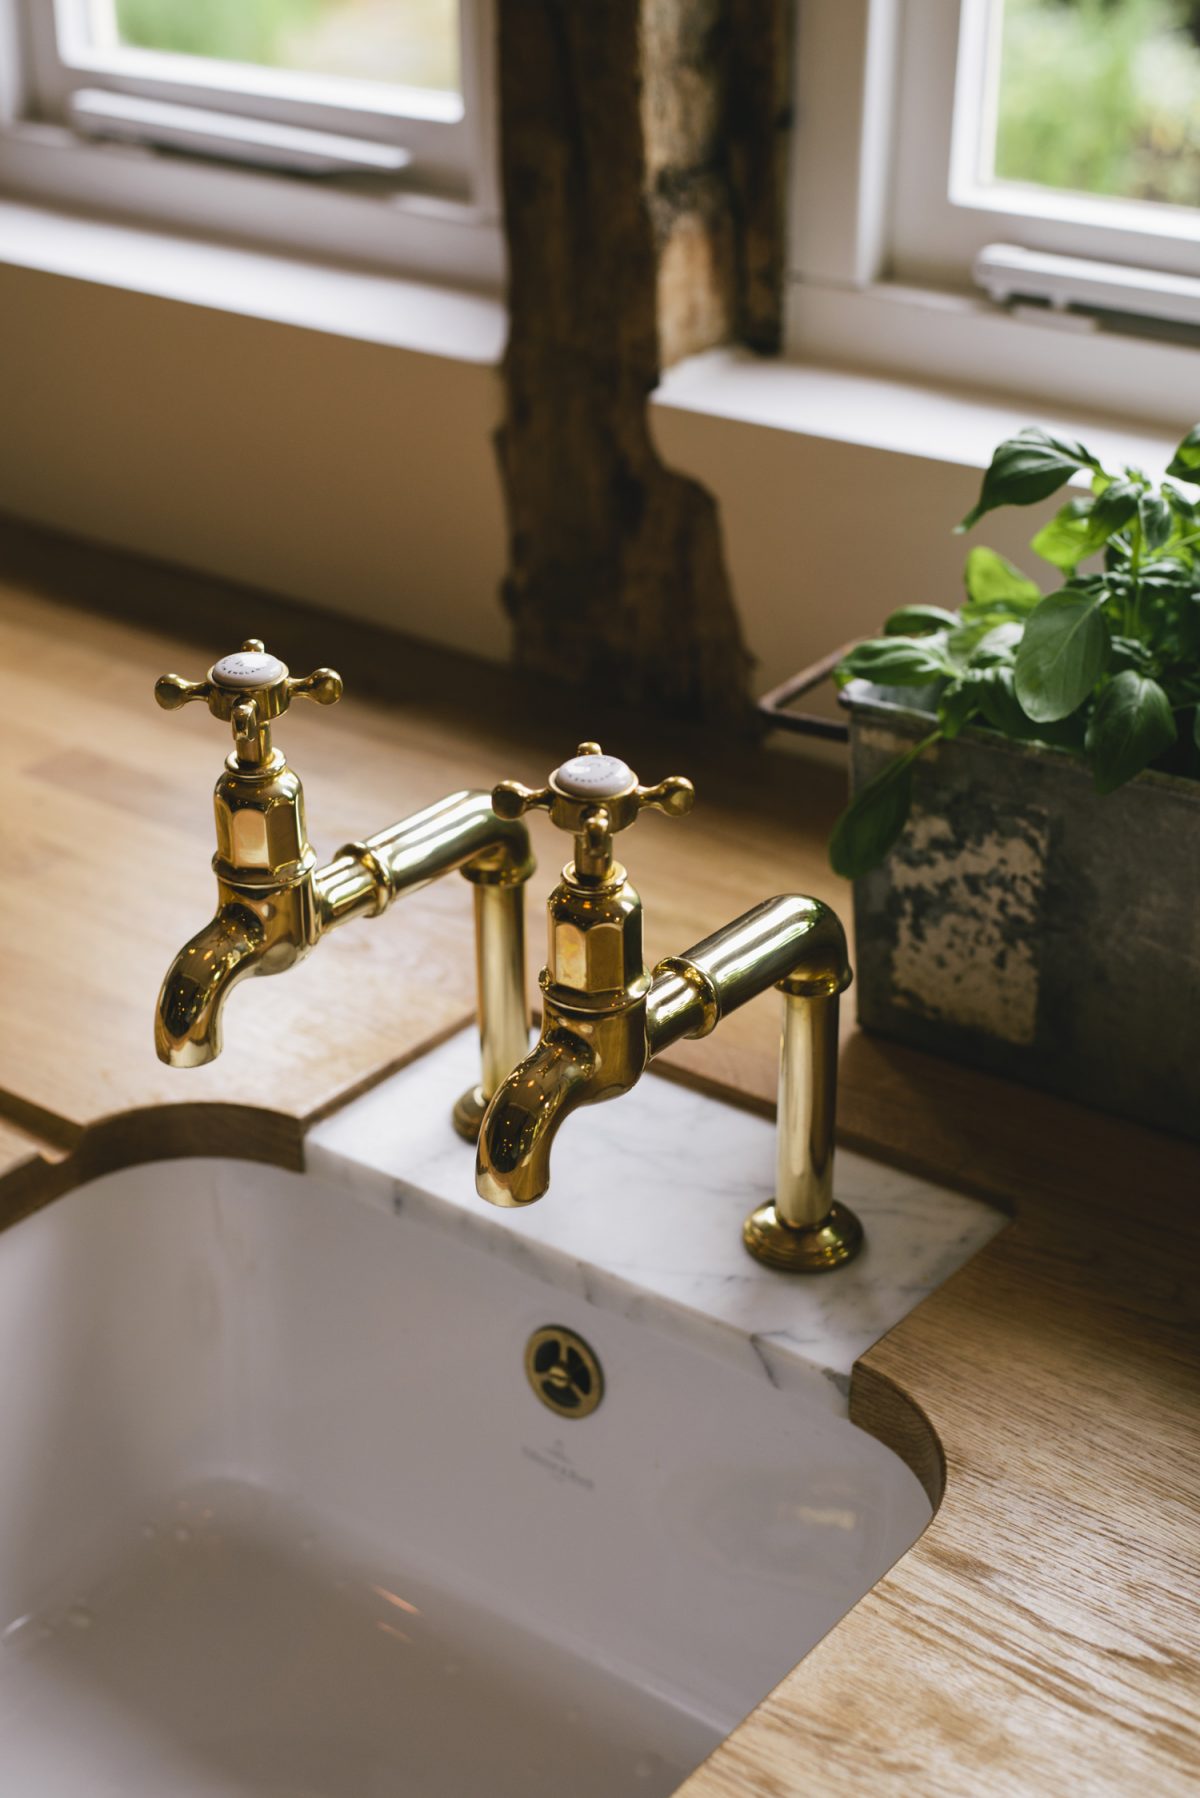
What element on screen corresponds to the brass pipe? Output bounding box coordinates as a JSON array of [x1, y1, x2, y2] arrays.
[[774, 989, 838, 1231], [314, 789, 534, 930], [317, 790, 536, 1136], [645, 895, 851, 1053], [743, 983, 861, 1268], [476, 882, 530, 1096], [453, 878, 531, 1140], [639, 965, 713, 1051], [647, 896, 860, 1271]]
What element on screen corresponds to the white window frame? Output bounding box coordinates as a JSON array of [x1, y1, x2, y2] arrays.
[[899, 0, 1200, 283], [0, 0, 501, 288], [786, 0, 1200, 428]]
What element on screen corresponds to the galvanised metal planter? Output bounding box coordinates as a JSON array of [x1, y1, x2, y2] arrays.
[[840, 678, 1200, 1141]]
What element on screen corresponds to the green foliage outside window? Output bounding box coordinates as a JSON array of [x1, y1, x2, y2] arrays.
[[995, 0, 1200, 207], [115, 0, 324, 66], [112, 0, 459, 90]]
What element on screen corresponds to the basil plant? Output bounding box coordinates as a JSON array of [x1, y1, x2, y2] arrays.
[[829, 424, 1200, 880]]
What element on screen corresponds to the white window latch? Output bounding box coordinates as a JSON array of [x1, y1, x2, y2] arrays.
[[69, 89, 413, 177]]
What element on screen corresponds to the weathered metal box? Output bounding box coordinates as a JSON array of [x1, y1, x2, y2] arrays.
[[843, 680, 1200, 1141]]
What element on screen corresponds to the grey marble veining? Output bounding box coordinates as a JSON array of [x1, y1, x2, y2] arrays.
[[307, 1030, 1006, 1415]]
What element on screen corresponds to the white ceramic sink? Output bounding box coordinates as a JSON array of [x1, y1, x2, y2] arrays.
[[0, 1040, 1003, 1796]]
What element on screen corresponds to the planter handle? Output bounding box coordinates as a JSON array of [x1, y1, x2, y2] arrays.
[[757, 642, 858, 742]]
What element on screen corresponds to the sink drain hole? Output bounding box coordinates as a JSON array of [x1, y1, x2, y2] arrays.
[[524, 1325, 604, 1419]]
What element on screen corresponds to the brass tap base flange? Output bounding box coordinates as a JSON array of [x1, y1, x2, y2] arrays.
[[742, 1200, 864, 1273], [452, 1084, 488, 1142]]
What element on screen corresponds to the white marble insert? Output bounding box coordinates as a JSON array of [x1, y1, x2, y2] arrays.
[[307, 1030, 1006, 1415]]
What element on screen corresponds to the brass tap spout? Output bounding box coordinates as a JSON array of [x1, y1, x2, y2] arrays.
[[476, 1026, 598, 1208], [155, 903, 269, 1068], [476, 745, 864, 1272], [475, 742, 686, 1207], [155, 715, 321, 1068], [155, 642, 534, 1130]]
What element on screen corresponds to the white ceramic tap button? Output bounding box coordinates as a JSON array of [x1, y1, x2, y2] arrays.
[[553, 753, 635, 798], [212, 650, 286, 688]]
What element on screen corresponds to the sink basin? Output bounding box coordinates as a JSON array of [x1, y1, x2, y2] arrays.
[[0, 1043, 1002, 1796]]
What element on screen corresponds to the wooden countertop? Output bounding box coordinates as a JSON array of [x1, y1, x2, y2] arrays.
[[1, 559, 1197, 1793]]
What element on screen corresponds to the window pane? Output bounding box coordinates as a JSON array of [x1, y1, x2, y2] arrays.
[[990, 0, 1200, 208], [101, 0, 460, 94]]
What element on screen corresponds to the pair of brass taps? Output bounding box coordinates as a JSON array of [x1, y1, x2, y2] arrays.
[[156, 641, 864, 1273]]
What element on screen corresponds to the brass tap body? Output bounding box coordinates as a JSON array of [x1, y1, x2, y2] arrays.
[[478, 743, 863, 1272], [155, 641, 533, 1130]]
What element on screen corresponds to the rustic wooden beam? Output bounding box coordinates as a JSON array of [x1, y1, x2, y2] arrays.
[[641, 0, 736, 367], [725, 0, 791, 354], [495, 0, 761, 723]]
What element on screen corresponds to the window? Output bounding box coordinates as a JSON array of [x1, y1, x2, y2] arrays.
[[897, 0, 1200, 284], [0, 0, 499, 284], [787, 0, 1200, 424], [975, 0, 1200, 211]]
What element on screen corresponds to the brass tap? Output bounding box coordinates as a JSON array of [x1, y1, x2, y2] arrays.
[[155, 640, 534, 1133], [477, 743, 863, 1272]]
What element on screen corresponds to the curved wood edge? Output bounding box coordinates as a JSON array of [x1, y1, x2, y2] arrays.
[[849, 1360, 945, 1512], [0, 1102, 303, 1237], [0, 1007, 484, 1236]]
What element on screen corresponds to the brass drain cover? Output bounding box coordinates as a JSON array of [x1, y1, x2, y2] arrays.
[[524, 1325, 604, 1419]]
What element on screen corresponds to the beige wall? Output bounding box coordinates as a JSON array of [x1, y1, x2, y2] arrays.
[[651, 404, 1070, 700], [0, 260, 510, 662], [0, 259, 1149, 707]]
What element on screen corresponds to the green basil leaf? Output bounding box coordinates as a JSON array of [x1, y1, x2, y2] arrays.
[[974, 666, 1033, 738], [962, 546, 1043, 614], [948, 617, 1001, 666], [1165, 424, 1200, 484], [1108, 636, 1155, 675], [947, 617, 1023, 668], [1038, 712, 1089, 751], [957, 428, 1100, 532], [1085, 672, 1176, 795], [883, 605, 960, 636], [837, 637, 953, 686], [1030, 498, 1117, 572], [1092, 480, 1141, 534], [1161, 481, 1197, 520], [1139, 561, 1192, 599], [1176, 597, 1200, 661], [829, 755, 918, 879], [1195, 706, 1200, 751], [972, 621, 1023, 666], [937, 679, 981, 740], [1138, 492, 1172, 551], [965, 665, 1088, 748], [1014, 591, 1110, 722]]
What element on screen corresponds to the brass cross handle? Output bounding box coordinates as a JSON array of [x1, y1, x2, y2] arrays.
[[155, 639, 342, 761], [493, 742, 693, 878]]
